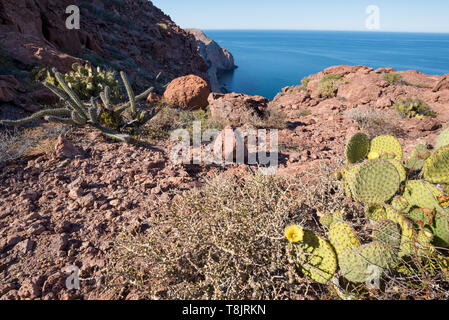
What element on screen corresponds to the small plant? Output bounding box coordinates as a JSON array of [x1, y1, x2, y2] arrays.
[[298, 109, 312, 117], [0, 68, 157, 142], [393, 98, 437, 119], [41, 63, 122, 102], [318, 74, 346, 98], [300, 77, 311, 91], [382, 72, 402, 85]]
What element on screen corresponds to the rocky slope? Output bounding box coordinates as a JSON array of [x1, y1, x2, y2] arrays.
[[2, 64, 449, 299], [186, 29, 237, 93], [0, 0, 208, 106]]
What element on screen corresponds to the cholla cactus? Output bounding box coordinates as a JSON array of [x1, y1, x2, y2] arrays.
[[1, 68, 156, 142]]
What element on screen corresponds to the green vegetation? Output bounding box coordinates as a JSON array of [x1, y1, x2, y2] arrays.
[[38, 63, 122, 102], [0, 68, 157, 142], [393, 97, 437, 119], [318, 74, 347, 98], [300, 77, 311, 91], [382, 72, 403, 85]]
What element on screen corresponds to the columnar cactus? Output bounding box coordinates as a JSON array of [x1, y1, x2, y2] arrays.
[[0, 68, 157, 143]]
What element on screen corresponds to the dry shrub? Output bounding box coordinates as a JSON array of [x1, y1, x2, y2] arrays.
[[0, 125, 65, 164], [106, 164, 355, 300], [105, 162, 449, 300], [343, 107, 405, 138]]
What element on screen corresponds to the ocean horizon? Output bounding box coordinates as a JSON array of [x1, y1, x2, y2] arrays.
[[205, 30, 449, 99]]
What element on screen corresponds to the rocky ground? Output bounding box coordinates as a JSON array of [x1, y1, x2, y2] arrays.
[[1, 64, 449, 299]]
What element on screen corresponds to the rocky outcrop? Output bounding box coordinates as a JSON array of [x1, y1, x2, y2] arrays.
[[0, 0, 208, 90], [164, 75, 211, 110], [208, 93, 269, 126], [186, 29, 237, 93]]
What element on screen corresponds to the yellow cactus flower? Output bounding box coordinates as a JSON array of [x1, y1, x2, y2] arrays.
[[368, 151, 380, 160], [285, 225, 304, 243]]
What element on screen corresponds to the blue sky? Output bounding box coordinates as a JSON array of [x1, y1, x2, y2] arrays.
[[151, 0, 449, 33]]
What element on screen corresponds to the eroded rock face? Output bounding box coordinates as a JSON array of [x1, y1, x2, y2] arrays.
[[186, 29, 237, 93], [0, 0, 208, 83], [208, 93, 269, 127], [164, 75, 211, 110]]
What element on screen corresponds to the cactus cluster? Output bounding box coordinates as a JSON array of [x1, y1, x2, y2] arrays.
[[337, 130, 449, 249], [392, 97, 437, 119], [44, 63, 122, 102], [0, 68, 157, 142], [288, 128, 449, 287]]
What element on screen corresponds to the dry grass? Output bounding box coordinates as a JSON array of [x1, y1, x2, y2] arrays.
[[0, 125, 66, 164]]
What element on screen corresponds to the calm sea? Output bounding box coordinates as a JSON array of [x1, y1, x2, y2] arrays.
[[204, 30, 449, 99]]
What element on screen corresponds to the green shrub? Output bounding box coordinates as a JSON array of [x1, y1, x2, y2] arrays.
[[318, 74, 346, 98], [382, 72, 402, 85], [300, 77, 311, 91], [393, 98, 437, 119]]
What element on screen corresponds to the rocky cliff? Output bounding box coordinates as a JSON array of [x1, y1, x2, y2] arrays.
[[186, 29, 237, 93], [0, 0, 208, 92]]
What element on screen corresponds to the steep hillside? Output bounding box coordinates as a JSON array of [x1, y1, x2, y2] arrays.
[[0, 0, 208, 90]]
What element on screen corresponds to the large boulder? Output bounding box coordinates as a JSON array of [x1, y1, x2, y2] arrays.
[[208, 93, 269, 127], [164, 75, 211, 110]]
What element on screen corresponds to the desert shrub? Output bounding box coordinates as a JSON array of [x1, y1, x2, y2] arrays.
[[0, 125, 66, 164], [393, 98, 437, 119], [343, 107, 405, 138], [318, 74, 346, 98], [106, 165, 355, 299], [298, 109, 312, 117], [300, 77, 311, 91], [382, 72, 403, 85]]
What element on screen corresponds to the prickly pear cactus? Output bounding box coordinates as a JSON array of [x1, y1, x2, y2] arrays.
[[339, 241, 398, 283], [386, 159, 407, 182], [416, 227, 436, 256], [391, 196, 409, 212], [435, 127, 449, 150], [352, 160, 401, 205], [372, 219, 401, 248], [342, 164, 360, 199], [405, 143, 430, 171], [345, 133, 370, 164], [403, 180, 442, 211], [385, 207, 417, 257], [286, 226, 337, 284], [432, 211, 449, 248], [329, 218, 361, 257], [367, 205, 388, 222], [369, 135, 403, 161], [423, 146, 449, 184]]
